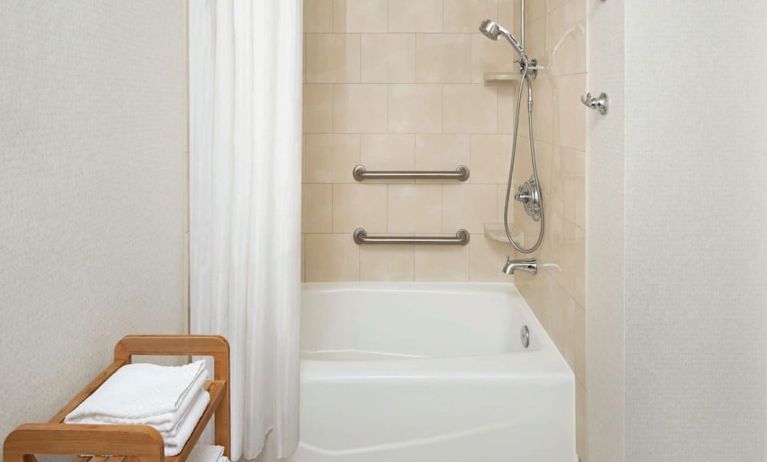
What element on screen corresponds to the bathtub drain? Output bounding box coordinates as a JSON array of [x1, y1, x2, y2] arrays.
[[520, 325, 530, 348]]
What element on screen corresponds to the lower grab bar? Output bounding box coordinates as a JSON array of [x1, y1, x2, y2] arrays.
[[353, 228, 470, 246]]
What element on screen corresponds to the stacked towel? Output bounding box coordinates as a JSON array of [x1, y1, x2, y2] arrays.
[[187, 444, 228, 462], [65, 360, 210, 456]]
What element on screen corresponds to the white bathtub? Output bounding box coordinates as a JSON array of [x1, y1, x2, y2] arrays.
[[286, 283, 575, 462]]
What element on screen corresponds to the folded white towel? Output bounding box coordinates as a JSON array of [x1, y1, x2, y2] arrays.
[[67, 371, 208, 432], [186, 444, 224, 462], [65, 360, 206, 425], [164, 391, 211, 456], [160, 387, 204, 440], [67, 387, 210, 456]]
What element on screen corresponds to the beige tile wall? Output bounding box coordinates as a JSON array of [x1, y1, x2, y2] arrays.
[[508, 0, 588, 460], [302, 0, 523, 284], [302, 0, 587, 460]]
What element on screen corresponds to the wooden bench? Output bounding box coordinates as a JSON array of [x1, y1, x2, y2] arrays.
[[3, 335, 231, 462]]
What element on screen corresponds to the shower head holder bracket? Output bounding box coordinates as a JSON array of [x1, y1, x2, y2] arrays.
[[519, 58, 538, 80]]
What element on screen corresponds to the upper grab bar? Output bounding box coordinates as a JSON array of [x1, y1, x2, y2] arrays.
[[353, 228, 470, 246], [353, 164, 470, 182]]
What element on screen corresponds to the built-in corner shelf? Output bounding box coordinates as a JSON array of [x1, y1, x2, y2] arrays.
[[484, 223, 525, 245], [483, 71, 522, 84]]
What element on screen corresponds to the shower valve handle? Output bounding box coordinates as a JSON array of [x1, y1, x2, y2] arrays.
[[515, 189, 532, 203]]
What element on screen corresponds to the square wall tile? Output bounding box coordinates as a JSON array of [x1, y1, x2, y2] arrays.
[[302, 184, 333, 232], [388, 84, 443, 133], [388, 184, 442, 233], [470, 135, 512, 184], [469, 235, 509, 282], [576, 381, 588, 462], [333, 84, 388, 133], [303, 84, 333, 133], [443, 0, 499, 33], [443, 184, 498, 233], [443, 84, 498, 133], [301, 235, 306, 282], [499, 0, 545, 26], [544, 218, 585, 307], [360, 245, 415, 280], [470, 34, 517, 83], [304, 134, 360, 183], [304, 234, 359, 281], [496, 184, 509, 222], [361, 134, 416, 170], [547, 276, 577, 368], [556, 73, 586, 150], [548, 0, 569, 14], [332, 183, 388, 233], [550, 146, 585, 229], [304, 0, 334, 32], [546, 0, 586, 76], [498, 78, 554, 144], [506, 136, 533, 184], [415, 245, 469, 281], [415, 134, 470, 171], [361, 34, 416, 83], [523, 15, 546, 66], [497, 83, 525, 136], [388, 0, 443, 32], [531, 141, 554, 195], [305, 34, 361, 83], [334, 0, 388, 32], [575, 302, 586, 386], [532, 77, 556, 143], [416, 34, 472, 83], [497, 0, 518, 26]]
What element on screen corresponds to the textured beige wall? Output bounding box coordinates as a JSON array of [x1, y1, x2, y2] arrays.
[[0, 0, 188, 449], [301, 0, 525, 282], [509, 0, 588, 459], [623, 2, 767, 461]]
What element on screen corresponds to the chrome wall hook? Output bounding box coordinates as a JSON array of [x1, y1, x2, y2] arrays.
[[581, 92, 609, 115]]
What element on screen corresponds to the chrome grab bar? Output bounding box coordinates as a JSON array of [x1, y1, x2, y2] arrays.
[[353, 228, 470, 246], [353, 164, 470, 182]]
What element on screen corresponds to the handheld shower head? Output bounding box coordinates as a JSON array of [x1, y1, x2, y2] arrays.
[[478, 19, 526, 58], [479, 19, 501, 40]]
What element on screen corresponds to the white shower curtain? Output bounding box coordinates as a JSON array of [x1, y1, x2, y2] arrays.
[[188, 0, 302, 460]]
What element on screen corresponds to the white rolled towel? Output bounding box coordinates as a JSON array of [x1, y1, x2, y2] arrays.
[[65, 360, 207, 431]]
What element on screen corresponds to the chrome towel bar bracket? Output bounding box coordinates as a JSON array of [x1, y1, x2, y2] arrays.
[[353, 164, 470, 182], [353, 228, 470, 246]]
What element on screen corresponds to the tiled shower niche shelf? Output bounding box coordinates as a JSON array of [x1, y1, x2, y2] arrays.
[[483, 72, 523, 84], [484, 223, 525, 245]]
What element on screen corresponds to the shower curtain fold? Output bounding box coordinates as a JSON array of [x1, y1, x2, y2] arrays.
[[188, 0, 302, 459]]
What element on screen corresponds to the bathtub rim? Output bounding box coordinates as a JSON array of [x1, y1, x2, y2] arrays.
[[300, 281, 574, 384]]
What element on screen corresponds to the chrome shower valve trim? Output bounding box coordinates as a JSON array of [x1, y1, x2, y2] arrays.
[[514, 176, 542, 222]]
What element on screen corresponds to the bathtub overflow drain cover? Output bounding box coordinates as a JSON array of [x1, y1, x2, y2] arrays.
[[520, 325, 530, 348]]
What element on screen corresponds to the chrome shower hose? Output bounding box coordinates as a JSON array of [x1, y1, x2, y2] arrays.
[[503, 64, 545, 254]]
